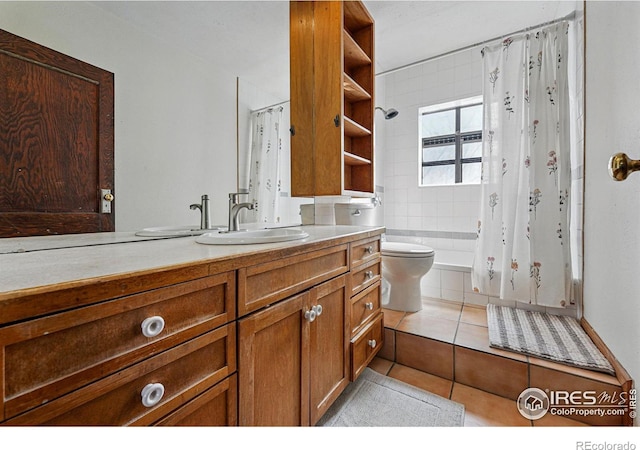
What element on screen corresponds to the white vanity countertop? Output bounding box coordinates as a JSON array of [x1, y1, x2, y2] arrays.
[[0, 225, 384, 297]]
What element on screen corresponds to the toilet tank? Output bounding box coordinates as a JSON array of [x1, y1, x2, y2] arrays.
[[334, 200, 382, 226]]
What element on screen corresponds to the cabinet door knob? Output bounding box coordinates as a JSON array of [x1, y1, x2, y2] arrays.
[[141, 316, 165, 338], [305, 309, 317, 322], [313, 304, 323, 317], [368, 339, 377, 348], [365, 245, 374, 254], [141, 382, 165, 408], [365, 270, 374, 280], [365, 302, 374, 310]]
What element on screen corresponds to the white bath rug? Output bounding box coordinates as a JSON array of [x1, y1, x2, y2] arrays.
[[487, 304, 615, 375], [316, 368, 465, 427]]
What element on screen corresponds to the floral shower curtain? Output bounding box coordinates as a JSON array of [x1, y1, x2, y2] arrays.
[[247, 106, 284, 224], [472, 22, 572, 308]]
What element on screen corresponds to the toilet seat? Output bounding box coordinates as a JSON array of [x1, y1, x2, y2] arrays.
[[381, 242, 435, 258]]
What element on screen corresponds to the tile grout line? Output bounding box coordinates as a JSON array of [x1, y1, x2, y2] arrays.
[[451, 304, 464, 398]]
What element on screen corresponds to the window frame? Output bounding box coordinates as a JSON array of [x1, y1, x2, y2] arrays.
[[418, 96, 483, 186]]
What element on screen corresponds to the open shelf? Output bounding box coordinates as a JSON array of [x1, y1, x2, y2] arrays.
[[344, 0, 374, 32], [343, 30, 371, 70], [344, 151, 371, 166], [344, 116, 371, 138], [343, 73, 371, 102]]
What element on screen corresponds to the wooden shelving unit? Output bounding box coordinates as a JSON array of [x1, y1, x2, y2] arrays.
[[342, 0, 374, 195], [290, 0, 375, 197]]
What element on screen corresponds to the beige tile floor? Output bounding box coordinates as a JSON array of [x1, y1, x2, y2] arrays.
[[367, 297, 615, 427], [369, 357, 587, 426]]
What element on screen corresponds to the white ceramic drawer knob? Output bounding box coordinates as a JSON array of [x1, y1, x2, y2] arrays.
[[141, 316, 165, 338], [305, 309, 317, 322], [141, 382, 165, 408], [365, 270, 374, 280], [368, 339, 377, 348]]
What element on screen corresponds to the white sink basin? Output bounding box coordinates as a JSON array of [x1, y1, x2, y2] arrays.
[[135, 225, 226, 237], [196, 228, 309, 245]]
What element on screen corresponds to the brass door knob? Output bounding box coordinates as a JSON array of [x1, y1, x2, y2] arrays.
[[609, 153, 640, 181], [103, 192, 114, 202]]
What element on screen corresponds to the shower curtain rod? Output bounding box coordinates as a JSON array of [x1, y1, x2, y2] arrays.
[[251, 100, 290, 114], [376, 10, 580, 77]]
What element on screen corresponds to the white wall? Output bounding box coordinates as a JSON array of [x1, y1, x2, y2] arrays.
[[0, 1, 238, 231], [584, 1, 640, 383], [377, 48, 483, 252]]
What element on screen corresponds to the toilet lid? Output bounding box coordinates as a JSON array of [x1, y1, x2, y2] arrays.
[[381, 242, 435, 258]]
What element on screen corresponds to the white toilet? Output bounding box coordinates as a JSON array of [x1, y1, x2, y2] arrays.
[[334, 202, 435, 312]]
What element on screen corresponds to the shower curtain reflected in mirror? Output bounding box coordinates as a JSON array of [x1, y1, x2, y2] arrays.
[[472, 21, 581, 308], [247, 105, 284, 224]]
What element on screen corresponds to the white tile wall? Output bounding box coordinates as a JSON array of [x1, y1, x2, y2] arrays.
[[378, 48, 483, 237]]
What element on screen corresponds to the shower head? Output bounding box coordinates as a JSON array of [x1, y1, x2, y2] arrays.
[[375, 106, 399, 120]]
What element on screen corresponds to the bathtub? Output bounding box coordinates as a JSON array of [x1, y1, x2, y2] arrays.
[[420, 248, 579, 313], [432, 249, 474, 272], [419, 248, 486, 305]]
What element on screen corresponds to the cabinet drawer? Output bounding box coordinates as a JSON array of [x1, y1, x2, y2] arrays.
[[350, 312, 383, 381], [0, 272, 235, 421], [155, 374, 237, 426], [238, 244, 348, 316], [349, 259, 380, 297], [4, 324, 236, 426], [350, 282, 381, 337], [350, 237, 380, 268]]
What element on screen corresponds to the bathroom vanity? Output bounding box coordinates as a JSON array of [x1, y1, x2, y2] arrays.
[[0, 225, 383, 426]]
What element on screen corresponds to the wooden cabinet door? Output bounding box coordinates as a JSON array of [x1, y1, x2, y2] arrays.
[[290, 1, 342, 197], [309, 274, 349, 425], [238, 275, 350, 427], [238, 291, 311, 426], [0, 29, 114, 237]]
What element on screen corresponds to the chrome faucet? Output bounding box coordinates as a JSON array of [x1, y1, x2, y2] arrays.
[[190, 194, 211, 230], [227, 192, 254, 232]]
